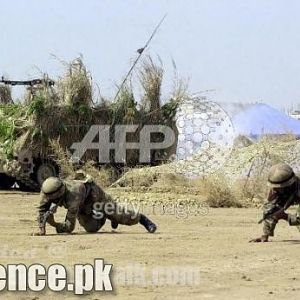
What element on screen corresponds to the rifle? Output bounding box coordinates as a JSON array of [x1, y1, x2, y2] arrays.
[[258, 204, 283, 224], [258, 193, 294, 224]]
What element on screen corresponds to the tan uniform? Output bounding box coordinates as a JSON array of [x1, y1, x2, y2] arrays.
[[38, 180, 140, 233], [263, 178, 300, 236]]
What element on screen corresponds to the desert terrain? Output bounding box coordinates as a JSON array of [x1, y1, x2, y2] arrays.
[[0, 190, 300, 300]]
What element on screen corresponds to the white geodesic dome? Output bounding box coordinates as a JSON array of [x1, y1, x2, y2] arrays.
[[174, 98, 236, 177]]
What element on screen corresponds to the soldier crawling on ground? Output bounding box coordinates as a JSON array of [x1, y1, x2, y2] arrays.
[[35, 173, 157, 236], [250, 163, 300, 242]]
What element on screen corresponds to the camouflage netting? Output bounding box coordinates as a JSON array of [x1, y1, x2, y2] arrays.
[[0, 56, 188, 175]]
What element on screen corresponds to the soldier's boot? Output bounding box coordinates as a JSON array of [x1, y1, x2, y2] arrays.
[[139, 214, 157, 233], [111, 220, 119, 230]]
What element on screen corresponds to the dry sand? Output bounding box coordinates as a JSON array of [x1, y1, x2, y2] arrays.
[[0, 190, 300, 299]]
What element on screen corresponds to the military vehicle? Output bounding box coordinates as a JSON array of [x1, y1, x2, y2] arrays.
[[0, 59, 179, 191], [0, 78, 60, 190]]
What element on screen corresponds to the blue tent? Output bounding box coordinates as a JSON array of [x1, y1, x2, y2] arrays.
[[232, 103, 300, 139]]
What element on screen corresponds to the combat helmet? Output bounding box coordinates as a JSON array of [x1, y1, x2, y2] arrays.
[[267, 163, 297, 188], [41, 177, 66, 200]]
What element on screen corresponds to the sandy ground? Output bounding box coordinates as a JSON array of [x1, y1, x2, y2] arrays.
[[0, 190, 300, 300]]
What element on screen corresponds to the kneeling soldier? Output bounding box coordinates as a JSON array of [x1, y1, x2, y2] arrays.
[[36, 176, 157, 235], [250, 163, 300, 242]]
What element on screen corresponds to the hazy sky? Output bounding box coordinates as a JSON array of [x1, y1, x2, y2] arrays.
[[0, 0, 300, 108]]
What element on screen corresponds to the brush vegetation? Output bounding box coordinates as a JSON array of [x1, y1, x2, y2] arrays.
[[0, 56, 188, 181]]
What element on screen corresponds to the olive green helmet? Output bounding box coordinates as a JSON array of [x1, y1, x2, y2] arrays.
[[267, 163, 296, 188], [41, 177, 65, 200]]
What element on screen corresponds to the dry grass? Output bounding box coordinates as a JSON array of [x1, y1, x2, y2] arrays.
[[233, 135, 253, 148], [138, 56, 163, 121], [171, 59, 189, 104], [49, 139, 117, 188], [0, 85, 13, 104], [111, 84, 138, 125], [111, 166, 159, 188], [110, 167, 244, 207], [259, 133, 297, 143], [57, 56, 93, 107], [109, 161, 269, 208], [0, 55, 190, 188], [81, 161, 116, 188], [191, 174, 243, 208], [49, 139, 76, 178]]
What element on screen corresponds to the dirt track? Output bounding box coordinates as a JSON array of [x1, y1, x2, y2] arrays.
[[0, 190, 300, 300]]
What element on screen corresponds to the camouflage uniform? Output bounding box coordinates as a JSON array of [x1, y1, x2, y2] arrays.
[[38, 179, 140, 233], [263, 178, 300, 236]]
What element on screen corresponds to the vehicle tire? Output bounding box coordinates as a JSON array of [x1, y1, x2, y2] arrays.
[[32, 159, 60, 188]]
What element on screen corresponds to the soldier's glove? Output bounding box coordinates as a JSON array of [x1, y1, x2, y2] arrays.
[[249, 235, 269, 243]]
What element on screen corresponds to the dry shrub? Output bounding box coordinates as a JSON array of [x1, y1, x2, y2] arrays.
[[111, 84, 138, 124], [160, 66, 189, 124], [196, 174, 243, 208], [111, 166, 244, 207], [233, 135, 253, 148], [57, 56, 93, 107], [222, 136, 299, 206], [260, 133, 296, 143], [234, 179, 267, 207], [50, 140, 116, 187], [49, 139, 75, 178], [153, 172, 189, 188], [111, 166, 159, 188], [24, 75, 58, 105], [81, 161, 116, 188], [138, 56, 163, 121], [171, 64, 189, 105]]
